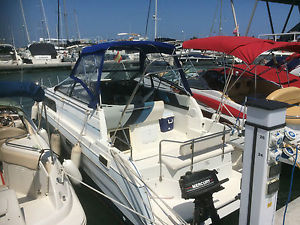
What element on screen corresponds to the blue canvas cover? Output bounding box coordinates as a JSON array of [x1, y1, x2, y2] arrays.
[[0, 82, 45, 102], [81, 41, 175, 56]]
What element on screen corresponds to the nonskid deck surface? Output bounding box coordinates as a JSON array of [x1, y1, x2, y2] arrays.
[[147, 171, 241, 223], [130, 134, 241, 222], [19, 196, 54, 224]]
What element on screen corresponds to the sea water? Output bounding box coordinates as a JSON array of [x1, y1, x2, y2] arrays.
[[1, 68, 299, 225]]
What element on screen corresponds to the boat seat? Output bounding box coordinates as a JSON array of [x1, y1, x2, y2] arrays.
[[127, 101, 164, 125], [161, 144, 234, 173], [267, 87, 300, 105], [228, 78, 253, 104], [105, 101, 165, 131], [0, 141, 40, 170], [0, 127, 27, 145], [267, 87, 300, 125], [0, 188, 26, 225], [0, 127, 27, 161], [129, 101, 165, 153], [179, 131, 230, 156]]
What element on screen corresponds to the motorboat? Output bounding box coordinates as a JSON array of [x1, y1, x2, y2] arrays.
[[182, 36, 300, 129], [39, 40, 242, 224], [262, 52, 300, 77], [0, 44, 22, 65], [0, 82, 86, 225], [21, 42, 61, 64]]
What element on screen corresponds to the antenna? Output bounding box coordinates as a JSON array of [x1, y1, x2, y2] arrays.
[[154, 0, 158, 40]]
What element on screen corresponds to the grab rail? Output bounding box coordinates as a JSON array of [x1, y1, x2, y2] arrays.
[[158, 129, 229, 181]]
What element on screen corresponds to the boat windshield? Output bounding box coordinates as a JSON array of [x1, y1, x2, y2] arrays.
[[0, 45, 14, 54], [56, 47, 187, 107], [101, 50, 141, 81]]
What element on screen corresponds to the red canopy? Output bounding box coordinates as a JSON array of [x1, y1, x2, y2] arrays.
[[182, 36, 300, 65], [224, 64, 300, 88]]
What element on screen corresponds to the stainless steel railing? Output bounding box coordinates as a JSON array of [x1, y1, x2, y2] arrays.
[[158, 129, 229, 181]]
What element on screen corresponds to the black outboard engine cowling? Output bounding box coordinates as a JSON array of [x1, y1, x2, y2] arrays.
[[179, 170, 228, 225]]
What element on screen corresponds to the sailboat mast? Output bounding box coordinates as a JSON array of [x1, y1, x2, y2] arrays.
[[10, 27, 15, 47], [218, 0, 223, 35], [63, 0, 69, 41], [74, 10, 81, 40], [19, 0, 30, 44], [209, 2, 219, 36], [245, 0, 258, 36], [40, 0, 50, 41], [230, 0, 239, 36], [57, 0, 60, 46], [144, 0, 152, 39], [154, 0, 158, 40]]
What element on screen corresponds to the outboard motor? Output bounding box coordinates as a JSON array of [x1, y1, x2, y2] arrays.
[[179, 170, 228, 225]]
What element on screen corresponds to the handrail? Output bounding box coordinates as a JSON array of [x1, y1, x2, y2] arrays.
[[258, 32, 300, 41], [159, 129, 229, 181]]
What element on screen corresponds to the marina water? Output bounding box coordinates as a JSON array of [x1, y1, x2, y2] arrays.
[[1, 68, 300, 225]]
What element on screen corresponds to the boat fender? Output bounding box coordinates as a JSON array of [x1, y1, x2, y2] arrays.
[[71, 142, 82, 168], [63, 159, 82, 185], [50, 131, 61, 156], [39, 128, 49, 144], [31, 101, 38, 121]]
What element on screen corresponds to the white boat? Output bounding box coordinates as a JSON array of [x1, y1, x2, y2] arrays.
[[22, 42, 61, 64], [39, 41, 242, 224], [0, 82, 86, 225], [0, 44, 22, 65]]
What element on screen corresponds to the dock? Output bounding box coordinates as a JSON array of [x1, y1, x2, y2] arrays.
[[275, 197, 300, 225], [0, 62, 74, 73]]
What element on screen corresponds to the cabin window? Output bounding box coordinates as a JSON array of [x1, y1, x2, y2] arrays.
[[44, 96, 56, 112]]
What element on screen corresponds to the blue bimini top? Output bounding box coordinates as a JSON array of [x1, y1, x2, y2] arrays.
[[81, 41, 175, 56]]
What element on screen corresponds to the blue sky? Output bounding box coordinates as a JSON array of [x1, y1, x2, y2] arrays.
[[0, 0, 299, 47]]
